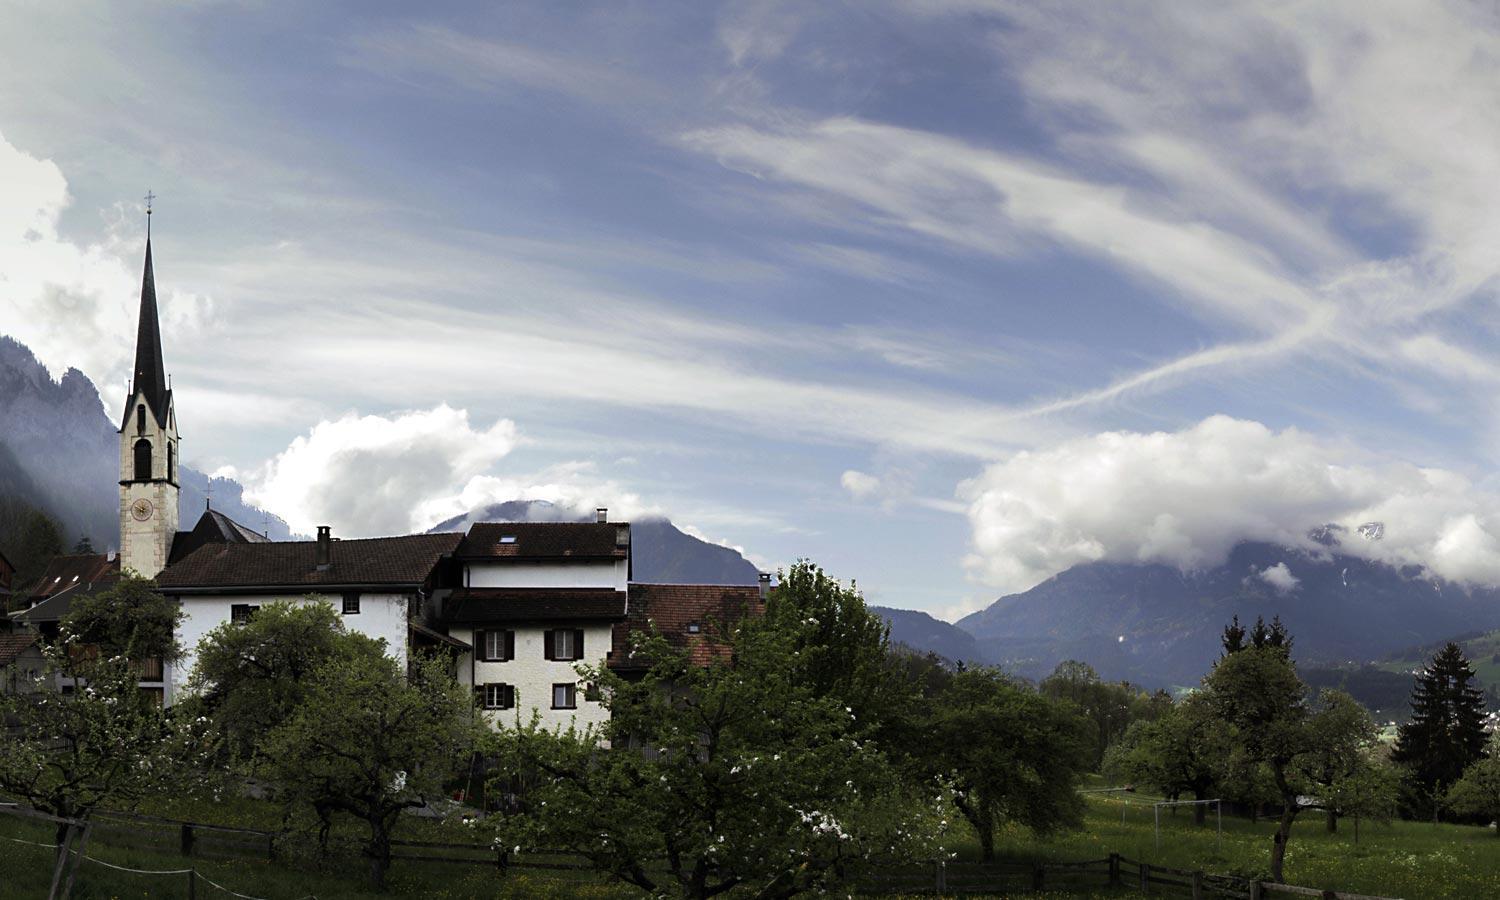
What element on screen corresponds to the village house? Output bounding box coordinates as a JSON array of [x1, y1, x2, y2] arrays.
[[13, 227, 765, 723]]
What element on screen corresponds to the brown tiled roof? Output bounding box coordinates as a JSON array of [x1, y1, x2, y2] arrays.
[[611, 583, 763, 671], [456, 523, 628, 560], [445, 588, 627, 623], [0, 632, 39, 665], [157, 533, 462, 591], [26, 554, 119, 604]]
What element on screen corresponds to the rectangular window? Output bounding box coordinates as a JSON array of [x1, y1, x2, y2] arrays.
[[483, 683, 514, 710], [552, 683, 576, 709], [480, 630, 513, 662], [230, 604, 260, 625], [341, 593, 361, 615], [546, 629, 584, 661]]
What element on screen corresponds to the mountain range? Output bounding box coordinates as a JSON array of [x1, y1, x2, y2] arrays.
[[880, 537, 1500, 689]]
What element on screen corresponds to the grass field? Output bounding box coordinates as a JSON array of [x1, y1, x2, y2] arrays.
[[4, 787, 1499, 898]]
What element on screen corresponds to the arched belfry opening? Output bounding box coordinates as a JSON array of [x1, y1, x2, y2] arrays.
[[134, 439, 152, 481], [167, 443, 175, 483]]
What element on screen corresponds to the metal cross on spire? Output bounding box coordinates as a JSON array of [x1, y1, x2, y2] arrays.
[[144, 190, 155, 237]]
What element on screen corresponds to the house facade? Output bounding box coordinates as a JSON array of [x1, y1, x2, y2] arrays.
[[442, 518, 631, 731]]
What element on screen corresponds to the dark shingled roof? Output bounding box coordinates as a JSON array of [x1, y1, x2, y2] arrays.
[[445, 588, 627, 623], [157, 533, 462, 591], [611, 583, 763, 671], [455, 523, 628, 561], [25, 554, 120, 605], [0, 632, 39, 665], [169, 509, 270, 565]]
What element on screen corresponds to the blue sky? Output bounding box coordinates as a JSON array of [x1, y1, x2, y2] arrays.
[[9, 2, 1500, 619]]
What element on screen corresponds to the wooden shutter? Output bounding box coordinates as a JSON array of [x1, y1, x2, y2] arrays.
[[504, 684, 515, 709], [475, 630, 487, 661], [505, 630, 515, 661], [573, 629, 585, 660], [543, 630, 554, 660]]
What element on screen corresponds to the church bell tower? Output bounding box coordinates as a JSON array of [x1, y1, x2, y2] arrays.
[[119, 203, 180, 578]]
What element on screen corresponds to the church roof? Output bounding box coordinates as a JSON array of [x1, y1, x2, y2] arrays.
[[131, 239, 170, 427], [157, 532, 462, 592], [455, 522, 629, 561], [169, 509, 270, 565], [444, 587, 628, 623]]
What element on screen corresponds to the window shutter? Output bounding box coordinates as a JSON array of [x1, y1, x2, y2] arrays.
[[505, 684, 515, 709], [475, 630, 487, 661], [543, 630, 554, 661], [505, 630, 515, 661], [574, 629, 585, 660]]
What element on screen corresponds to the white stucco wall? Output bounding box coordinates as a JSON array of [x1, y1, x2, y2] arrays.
[[168, 591, 412, 703], [466, 560, 626, 590], [451, 623, 613, 733]]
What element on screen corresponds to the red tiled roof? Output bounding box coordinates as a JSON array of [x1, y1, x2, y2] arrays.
[[445, 588, 627, 623], [0, 632, 40, 665], [26, 554, 119, 603], [455, 523, 628, 560], [157, 533, 461, 590], [611, 583, 763, 671]]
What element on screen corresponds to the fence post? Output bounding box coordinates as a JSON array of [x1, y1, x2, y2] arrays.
[[497, 848, 509, 874], [1250, 881, 1263, 900], [1032, 862, 1045, 891], [187, 869, 196, 900], [1139, 862, 1150, 894], [180, 823, 195, 857], [934, 859, 946, 892], [266, 832, 275, 861], [48, 824, 75, 900], [1109, 852, 1121, 887], [1191, 870, 1204, 900]]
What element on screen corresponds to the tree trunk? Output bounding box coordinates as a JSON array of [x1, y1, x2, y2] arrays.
[[1269, 804, 1295, 883], [977, 820, 995, 863], [366, 818, 392, 891], [1325, 807, 1337, 833]]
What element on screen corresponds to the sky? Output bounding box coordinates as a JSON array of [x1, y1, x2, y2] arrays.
[[10, 2, 1500, 620]]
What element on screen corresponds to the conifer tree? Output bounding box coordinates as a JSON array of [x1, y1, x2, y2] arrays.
[[1392, 642, 1488, 818]]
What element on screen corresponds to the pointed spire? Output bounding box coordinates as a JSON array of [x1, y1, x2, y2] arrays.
[[132, 235, 169, 423]]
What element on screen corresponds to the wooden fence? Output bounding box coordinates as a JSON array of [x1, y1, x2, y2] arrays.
[[7, 804, 1404, 899]]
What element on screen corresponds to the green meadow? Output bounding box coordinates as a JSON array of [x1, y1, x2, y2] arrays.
[[4, 788, 1497, 898]]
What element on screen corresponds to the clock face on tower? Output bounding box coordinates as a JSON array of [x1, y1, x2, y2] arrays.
[[131, 498, 155, 522]]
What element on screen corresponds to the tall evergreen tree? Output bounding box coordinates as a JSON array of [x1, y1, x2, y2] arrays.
[[1392, 642, 1488, 818]]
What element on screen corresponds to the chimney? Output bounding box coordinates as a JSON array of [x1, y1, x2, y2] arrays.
[[758, 572, 771, 601], [316, 526, 332, 571], [615, 523, 630, 548], [596, 507, 608, 524]]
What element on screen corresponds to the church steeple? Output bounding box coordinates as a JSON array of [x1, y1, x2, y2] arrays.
[[132, 213, 169, 424], [119, 194, 181, 579]]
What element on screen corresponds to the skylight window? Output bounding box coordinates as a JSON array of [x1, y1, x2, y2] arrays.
[[499, 535, 517, 544]]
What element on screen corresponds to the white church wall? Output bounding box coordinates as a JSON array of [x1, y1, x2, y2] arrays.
[[169, 591, 412, 702]]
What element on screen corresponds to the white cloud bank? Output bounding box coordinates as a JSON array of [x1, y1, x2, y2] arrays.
[[240, 404, 668, 538], [242, 404, 518, 537], [961, 415, 1500, 594]]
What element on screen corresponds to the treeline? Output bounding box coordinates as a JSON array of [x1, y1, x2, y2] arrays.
[[1103, 615, 1500, 883]]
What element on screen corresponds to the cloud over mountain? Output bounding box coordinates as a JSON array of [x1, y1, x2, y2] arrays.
[[961, 415, 1500, 594]]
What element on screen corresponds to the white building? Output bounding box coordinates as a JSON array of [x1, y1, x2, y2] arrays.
[[103, 227, 763, 723]]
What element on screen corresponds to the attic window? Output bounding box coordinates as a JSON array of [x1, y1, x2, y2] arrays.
[[53, 577, 60, 584], [71, 576, 78, 583], [686, 622, 701, 634], [498, 535, 517, 544]]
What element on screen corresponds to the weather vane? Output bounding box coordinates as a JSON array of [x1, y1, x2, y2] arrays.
[[145, 190, 155, 237]]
